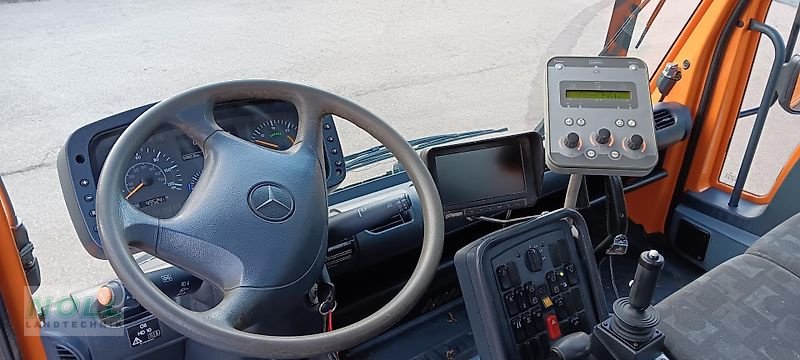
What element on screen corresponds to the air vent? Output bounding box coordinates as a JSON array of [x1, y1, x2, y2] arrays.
[[55, 345, 79, 360], [653, 109, 676, 131]]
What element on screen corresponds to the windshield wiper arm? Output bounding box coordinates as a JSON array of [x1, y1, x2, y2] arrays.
[[634, 0, 667, 49], [345, 128, 509, 171]]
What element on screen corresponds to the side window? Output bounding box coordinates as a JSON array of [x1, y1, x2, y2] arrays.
[[718, 2, 799, 197]]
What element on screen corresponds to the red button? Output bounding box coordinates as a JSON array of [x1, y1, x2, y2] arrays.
[[546, 314, 561, 340]]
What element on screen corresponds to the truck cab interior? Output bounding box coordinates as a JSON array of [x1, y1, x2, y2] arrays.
[[1, 0, 800, 359]]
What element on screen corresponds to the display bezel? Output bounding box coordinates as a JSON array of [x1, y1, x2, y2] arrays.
[[422, 132, 544, 215]]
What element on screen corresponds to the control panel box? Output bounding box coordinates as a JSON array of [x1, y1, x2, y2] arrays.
[[455, 209, 608, 360], [544, 56, 658, 176]]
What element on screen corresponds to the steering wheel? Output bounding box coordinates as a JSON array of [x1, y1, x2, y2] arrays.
[[96, 80, 444, 358]]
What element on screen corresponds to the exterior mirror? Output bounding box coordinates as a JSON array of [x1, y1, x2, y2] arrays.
[[778, 54, 800, 114]]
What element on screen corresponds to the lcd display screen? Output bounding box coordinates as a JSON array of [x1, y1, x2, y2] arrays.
[[434, 144, 526, 206], [565, 89, 631, 100]]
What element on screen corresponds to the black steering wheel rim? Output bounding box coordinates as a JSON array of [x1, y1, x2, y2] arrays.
[[96, 80, 445, 358]]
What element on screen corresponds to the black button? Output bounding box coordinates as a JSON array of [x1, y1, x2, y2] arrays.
[[569, 315, 581, 334], [89, 209, 96, 217], [522, 312, 537, 338], [553, 295, 568, 319], [565, 289, 584, 314], [548, 244, 562, 267], [506, 261, 521, 287], [595, 128, 611, 145], [323, 123, 332, 130], [335, 160, 343, 167], [524, 282, 539, 307], [546, 271, 560, 295], [530, 307, 545, 332], [628, 134, 644, 151], [331, 148, 338, 154], [557, 239, 571, 263], [84, 194, 94, 202], [515, 288, 528, 312], [536, 285, 549, 298], [327, 136, 335, 142], [93, 225, 98, 232], [528, 335, 547, 359], [564, 132, 580, 149], [505, 291, 520, 317], [565, 263, 579, 286], [496, 265, 512, 290], [557, 269, 570, 290], [526, 248, 543, 272], [79, 179, 90, 187], [511, 318, 527, 343]]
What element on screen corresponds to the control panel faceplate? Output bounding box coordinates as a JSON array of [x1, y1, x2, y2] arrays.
[[545, 57, 658, 176]]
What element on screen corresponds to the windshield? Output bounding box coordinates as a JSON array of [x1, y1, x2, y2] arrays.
[[0, 1, 698, 299]]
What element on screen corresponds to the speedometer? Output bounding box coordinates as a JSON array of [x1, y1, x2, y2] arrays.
[[123, 147, 184, 218]]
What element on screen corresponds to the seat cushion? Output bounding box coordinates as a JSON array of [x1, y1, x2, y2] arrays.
[[656, 254, 800, 360], [746, 212, 800, 278]]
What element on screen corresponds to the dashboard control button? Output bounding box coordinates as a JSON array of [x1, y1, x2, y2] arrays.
[[541, 295, 554, 309], [522, 312, 537, 337], [566, 289, 584, 313], [505, 291, 521, 317], [89, 209, 96, 217], [335, 160, 343, 167], [79, 179, 90, 187], [585, 149, 596, 159], [515, 288, 529, 312], [595, 128, 611, 145], [323, 123, 332, 130], [548, 244, 562, 267], [554, 294, 568, 319], [496, 265, 512, 290], [330, 148, 338, 154], [526, 248, 543, 272], [524, 282, 540, 306], [531, 307, 545, 332], [507, 261, 522, 287], [564, 264, 579, 286], [563, 133, 580, 149], [576, 118, 586, 126], [564, 118, 574, 126], [546, 271, 561, 295], [84, 194, 94, 202], [627, 119, 637, 127], [628, 134, 644, 151], [511, 317, 527, 343], [327, 136, 335, 142], [610, 150, 620, 159], [546, 314, 562, 340], [615, 119, 625, 127]]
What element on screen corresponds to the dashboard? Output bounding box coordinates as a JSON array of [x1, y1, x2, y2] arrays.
[[58, 99, 346, 258]]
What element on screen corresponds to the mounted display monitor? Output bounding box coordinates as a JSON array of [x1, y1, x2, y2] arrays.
[[544, 56, 658, 176], [422, 132, 544, 220]]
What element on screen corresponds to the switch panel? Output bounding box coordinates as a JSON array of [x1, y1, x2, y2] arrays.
[[544, 56, 658, 176], [455, 209, 608, 360]]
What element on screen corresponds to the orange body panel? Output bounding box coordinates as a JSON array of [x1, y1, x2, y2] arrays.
[[627, 0, 772, 232], [0, 184, 47, 359]]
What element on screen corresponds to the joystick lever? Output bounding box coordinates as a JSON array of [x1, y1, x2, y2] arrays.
[[629, 250, 664, 310], [590, 250, 668, 360]]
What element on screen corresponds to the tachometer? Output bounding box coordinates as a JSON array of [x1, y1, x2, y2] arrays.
[[124, 147, 184, 217], [250, 119, 297, 150]]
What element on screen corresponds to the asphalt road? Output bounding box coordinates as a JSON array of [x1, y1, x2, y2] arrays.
[[1, 0, 797, 300]]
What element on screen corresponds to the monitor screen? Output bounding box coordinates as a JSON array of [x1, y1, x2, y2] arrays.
[[434, 144, 527, 206]]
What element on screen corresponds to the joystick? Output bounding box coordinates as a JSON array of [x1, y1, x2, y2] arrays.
[[590, 250, 668, 360]]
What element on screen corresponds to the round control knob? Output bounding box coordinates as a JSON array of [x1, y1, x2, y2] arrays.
[[627, 134, 644, 151], [564, 132, 580, 149], [595, 128, 611, 145]]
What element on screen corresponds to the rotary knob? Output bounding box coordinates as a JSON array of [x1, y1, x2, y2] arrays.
[[627, 134, 644, 151], [564, 132, 580, 149], [595, 128, 611, 145]]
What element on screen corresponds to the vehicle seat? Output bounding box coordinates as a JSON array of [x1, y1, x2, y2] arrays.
[[655, 213, 800, 360]]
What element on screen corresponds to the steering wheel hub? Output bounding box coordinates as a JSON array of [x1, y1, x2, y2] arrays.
[[248, 182, 295, 222]]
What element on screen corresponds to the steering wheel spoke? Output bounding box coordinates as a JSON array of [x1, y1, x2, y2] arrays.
[[170, 100, 222, 145]]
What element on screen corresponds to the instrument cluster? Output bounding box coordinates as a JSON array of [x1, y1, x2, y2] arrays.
[[88, 100, 341, 218]]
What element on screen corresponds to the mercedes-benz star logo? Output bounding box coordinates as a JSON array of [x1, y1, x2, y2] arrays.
[[248, 183, 295, 222]]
